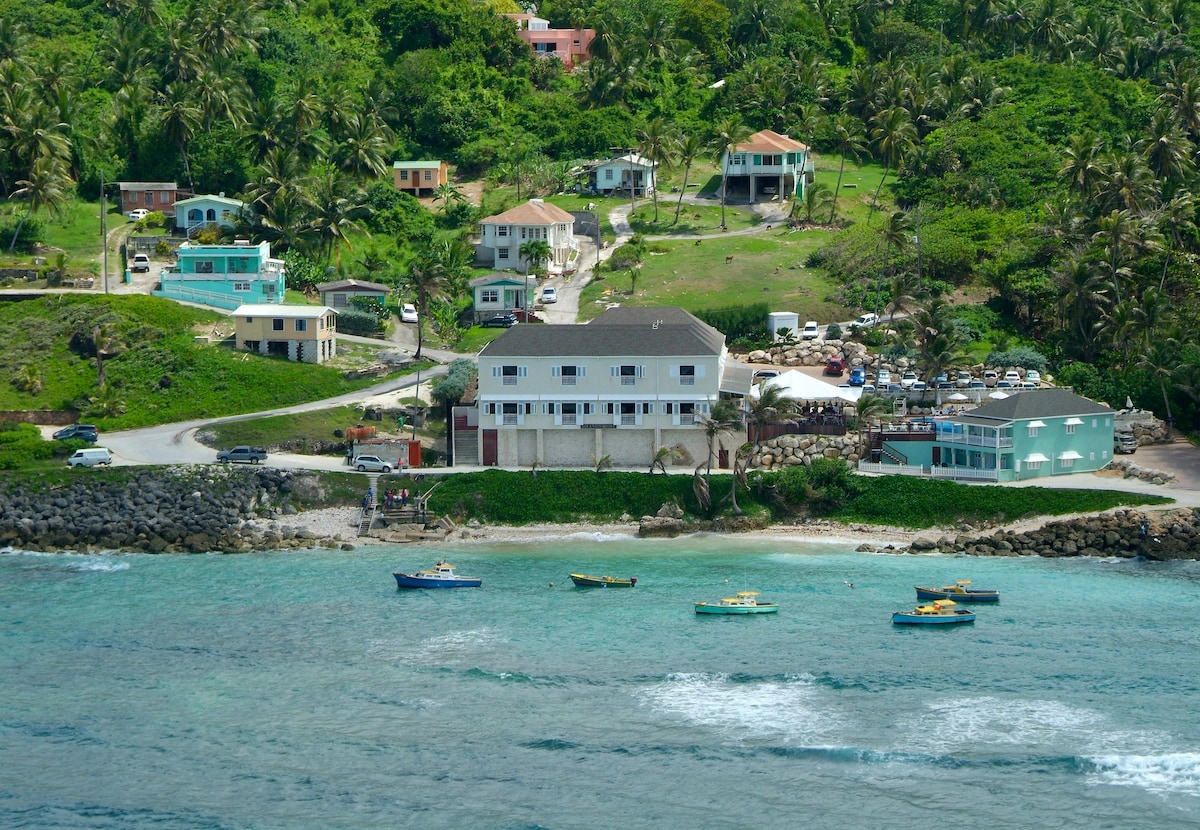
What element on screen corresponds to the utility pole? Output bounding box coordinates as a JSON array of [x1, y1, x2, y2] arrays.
[[100, 171, 109, 294]]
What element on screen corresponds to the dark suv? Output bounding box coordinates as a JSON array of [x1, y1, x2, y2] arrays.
[[53, 424, 98, 442], [481, 313, 518, 328]]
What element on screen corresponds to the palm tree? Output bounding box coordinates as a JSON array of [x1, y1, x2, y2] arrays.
[[1137, 331, 1183, 436], [334, 112, 390, 182], [432, 182, 464, 212], [672, 132, 705, 225], [700, 400, 742, 478], [159, 83, 201, 189], [1156, 190, 1196, 288], [7, 156, 70, 253], [637, 117, 674, 223], [712, 116, 753, 230], [745, 381, 798, 452], [829, 113, 867, 224], [853, 392, 892, 460], [306, 166, 369, 264], [798, 182, 834, 223], [403, 252, 451, 359], [875, 210, 912, 320], [1058, 133, 1108, 200], [868, 106, 916, 223], [518, 239, 552, 276]]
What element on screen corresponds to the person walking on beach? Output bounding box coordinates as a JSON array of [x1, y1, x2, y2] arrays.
[[400, 488, 409, 507]]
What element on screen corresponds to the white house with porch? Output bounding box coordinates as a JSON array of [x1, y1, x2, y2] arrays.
[[587, 153, 656, 197], [719, 129, 813, 202], [174, 194, 247, 235], [476, 199, 578, 275]]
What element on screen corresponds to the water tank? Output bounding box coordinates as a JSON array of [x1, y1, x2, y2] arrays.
[[767, 311, 799, 341]]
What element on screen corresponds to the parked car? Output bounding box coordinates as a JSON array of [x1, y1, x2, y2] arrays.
[[911, 381, 928, 392], [127, 209, 149, 222], [801, 321, 820, 340], [968, 380, 986, 390], [353, 455, 392, 473], [823, 356, 846, 376], [1004, 370, 1022, 384], [849, 367, 866, 386], [900, 370, 918, 389], [876, 369, 892, 387], [481, 313, 518, 328], [400, 303, 419, 323], [955, 371, 973, 388], [982, 369, 1000, 387], [995, 380, 1014, 389], [850, 312, 878, 330], [1025, 370, 1041, 385], [68, 447, 112, 467], [753, 369, 780, 383], [1114, 434, 1138, 454], [130, 253, 150, 273], [216, 446, 268, 464], [53, 424, 98, 442], [541, 286, 558, 304], [861, 384, 876, 394]]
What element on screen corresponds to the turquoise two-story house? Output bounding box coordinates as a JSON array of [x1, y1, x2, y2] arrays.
[[156, 240, 285, 310], [881, 388, 1115, 482]]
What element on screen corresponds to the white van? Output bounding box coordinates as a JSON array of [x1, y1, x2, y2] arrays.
[[68, 447, 112, 467]]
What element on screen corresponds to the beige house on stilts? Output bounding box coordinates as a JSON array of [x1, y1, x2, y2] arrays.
[[233, 304, 338, 364]]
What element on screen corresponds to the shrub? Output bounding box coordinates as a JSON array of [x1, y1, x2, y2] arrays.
[[336, 308, 384, 336], [695, 303, 770, 341], [984, 346, 1047, 371]]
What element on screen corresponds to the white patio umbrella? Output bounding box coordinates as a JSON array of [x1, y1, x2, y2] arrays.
[[988, 391, 1009, 400], [948, 393, 969, 402]]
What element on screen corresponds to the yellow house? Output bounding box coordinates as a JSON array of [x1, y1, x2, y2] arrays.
[[393, 160, 449, 196], [234, 304, 338, 364]]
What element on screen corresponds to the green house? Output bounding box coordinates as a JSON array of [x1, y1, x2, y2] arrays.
[[883, 389, 1115, 482]]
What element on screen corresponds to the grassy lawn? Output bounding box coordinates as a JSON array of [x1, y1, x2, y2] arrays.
[[0, 198, 112, 276], [581, 228, 851, 321], [629, 202, 760, 235]]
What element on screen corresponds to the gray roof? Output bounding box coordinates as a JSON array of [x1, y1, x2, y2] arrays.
[[316, 279, 391, 293], [469, 273, 536, 288], [953, 388, 1113, 426], [480, 306, 726, 358]]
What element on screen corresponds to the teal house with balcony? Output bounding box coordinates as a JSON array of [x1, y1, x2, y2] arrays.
[[156, 240, 284, 310], [875, 389, 1115, 482]]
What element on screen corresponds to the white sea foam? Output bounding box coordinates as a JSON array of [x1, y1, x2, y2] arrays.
[[639, 671, 843, 743], [1087, 752, 1200, 797], [408, 627, 505, 662], [1, 549, 130, 571], [902, 695, 1106, 749]]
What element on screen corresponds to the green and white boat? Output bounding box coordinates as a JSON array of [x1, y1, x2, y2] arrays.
[[695, 591, 779, 615]]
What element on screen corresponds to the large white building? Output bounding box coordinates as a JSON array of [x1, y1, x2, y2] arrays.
[[475, 198, 578, 274], [462, 307, 753, 468]]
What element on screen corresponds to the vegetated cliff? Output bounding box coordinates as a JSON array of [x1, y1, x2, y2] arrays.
[[0, 467, 350, 554]]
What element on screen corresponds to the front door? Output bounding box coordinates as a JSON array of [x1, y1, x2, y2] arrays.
[[482, 430, 498, 466]]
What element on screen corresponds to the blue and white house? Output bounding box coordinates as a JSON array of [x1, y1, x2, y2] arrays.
[[719, 129, 813, 202], [156, 239, 285, 310], [470, 272, 537, 322], [874, 388, 1115, 482], [173, 194, 247, 235]]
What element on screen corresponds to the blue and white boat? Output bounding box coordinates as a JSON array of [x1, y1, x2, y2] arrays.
[[892, 600, 976, 625], [915, 580, 1000, 603], [393, 561, 481, 589]]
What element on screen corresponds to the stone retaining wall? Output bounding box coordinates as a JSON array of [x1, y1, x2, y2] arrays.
[[0, 467, 350, 553], [750, 434, 860, 470], [895, 508, 1200, 560]]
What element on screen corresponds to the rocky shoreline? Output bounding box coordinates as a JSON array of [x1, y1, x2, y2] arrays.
[[0, 467, 355, 554]]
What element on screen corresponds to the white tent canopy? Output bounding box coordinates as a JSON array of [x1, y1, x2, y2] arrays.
[[752, 369, 863, 403]]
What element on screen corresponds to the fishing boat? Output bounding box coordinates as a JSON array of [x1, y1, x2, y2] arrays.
[[569, 573, 637, 588], [695, 591, 779, 615], [393, 561, 481, 589], [915, 580, 1000, 603], [892, 599, 976, 625]]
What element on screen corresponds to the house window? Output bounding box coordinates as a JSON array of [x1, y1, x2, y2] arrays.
[[497, 225, 509, 237], [206, 209, 216, 221], [295, 319, 307, 332], [145, 192, 154, 206], [195, 260, 214, 274], [521, 227, 527, 239], [498, 248, 510, 260], [605, 169, 613, 180], [679, 365, 695, 386], [1060, 457, 1074, 469], [332, 293, 348, 307], [424, 170, 432, 181], [502, 402, 519, 425], [680, 402, 695, 425], [562, 402, 577, 425], [1026, 459, 1042, 470], [262, 284, 277, 295], [481, 289, 499, 303], [560, 365, 578, 385], [761, 154, 782, 165], [620, 402, 637, 425], [1065, 423, 1076, 435], [272, 319, 284, 331], [400, 170, 410, 181], [1028, 426, 1039, 437], [502, 365, 519, 386], [730, 154, 745, 166], [233, 282, 251, 291], [616, 365, 640, 385]]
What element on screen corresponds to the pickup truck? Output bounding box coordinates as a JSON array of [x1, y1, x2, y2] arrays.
[[216, 446, 268, 464]]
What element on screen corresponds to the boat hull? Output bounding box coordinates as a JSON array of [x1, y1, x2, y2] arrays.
[[695, 603, 779, 615], [892, 610, 975, 624], [570, 573, 636, 588], [393, 573, 482, 589], [915, 586, 999, 603]]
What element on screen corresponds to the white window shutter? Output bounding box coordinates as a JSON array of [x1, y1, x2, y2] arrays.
[[578, 366, 586, 377], [552, 366, 560, 377]]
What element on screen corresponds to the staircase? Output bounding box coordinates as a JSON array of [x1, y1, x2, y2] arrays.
[[357, 505, 376, 536]]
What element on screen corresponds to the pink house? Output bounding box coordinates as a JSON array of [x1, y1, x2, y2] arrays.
[[503, 14, 595, 69]]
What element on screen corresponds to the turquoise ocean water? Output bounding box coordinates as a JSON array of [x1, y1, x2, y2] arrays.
[[3, 532, 1200, 829]]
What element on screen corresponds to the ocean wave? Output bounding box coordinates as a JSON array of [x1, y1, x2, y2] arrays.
[[901, 695, 1106, 749], [638, 671, 844, 743], [1085, 752, 1200, 797], [0, 550, 130, 572]]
